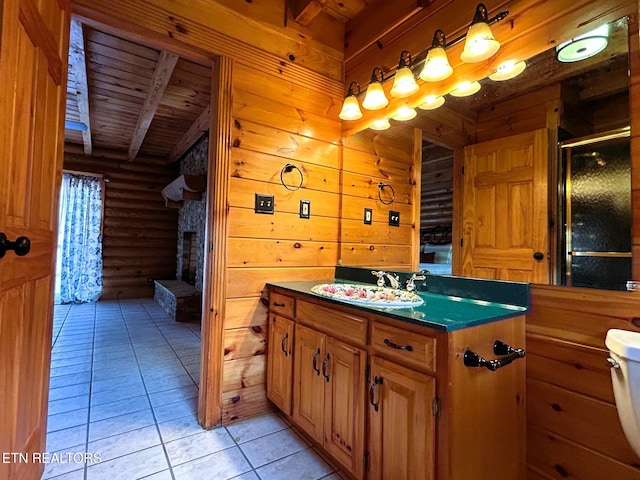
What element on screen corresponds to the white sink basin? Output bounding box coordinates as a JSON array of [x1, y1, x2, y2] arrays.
[[311, 283, 424, 308]]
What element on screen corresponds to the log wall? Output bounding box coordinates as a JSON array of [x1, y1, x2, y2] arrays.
[[526, 285, 640, 479], [64, 153, 178, 299]]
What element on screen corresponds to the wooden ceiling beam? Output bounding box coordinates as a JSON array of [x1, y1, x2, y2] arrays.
[[128, 49, 179, 161], [291, 0, 325, 26], [169, 103, 211, 163], [68, 19, 93, 156]]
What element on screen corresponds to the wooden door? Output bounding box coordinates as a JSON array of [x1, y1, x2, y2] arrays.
[[0, 1, 70, 479], [461, 129, 549, 283], [266, 313, 294, 415], [323, 337, 366, 479], [292, 323, 325, 443], [368, 356, 436, 480]]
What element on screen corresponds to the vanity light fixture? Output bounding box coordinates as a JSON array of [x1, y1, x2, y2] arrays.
[[392, 105, 417, 121], [338, 82, 363, 120], [556, 24, 609, 63], [390, 51, 419, 98], [418, 95, 446, 110], [460, 3, 501, 63], [369, 118, 391, 130], [488, 60, 527, 81], [420, 30, 453, 82], [362, 67, 389, 110], [450, 80, 481, 97]]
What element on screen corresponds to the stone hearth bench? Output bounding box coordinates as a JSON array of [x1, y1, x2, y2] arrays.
[[154, 280, 202, 323]]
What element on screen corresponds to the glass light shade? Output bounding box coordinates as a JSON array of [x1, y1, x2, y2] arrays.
[[418, 95, 445, 110], [460, 22, 500, 63], [450, 80, 481, 97], [338, 95, 363, 120], [556, 25, 609, 63], [370, 118, 391, 130], [488, 60, 526, 81], [419, 47, 453, 82], [362, 82, 389, 110], [390, 66, 419, 98], [392, 106, 417, 121]]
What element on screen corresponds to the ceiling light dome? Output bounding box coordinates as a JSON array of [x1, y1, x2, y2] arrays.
[[556, 24, 609, 63]]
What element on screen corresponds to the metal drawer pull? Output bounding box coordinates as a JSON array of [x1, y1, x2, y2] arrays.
[[272, 302, 286, 307], [384, 338, 414, 352], [280, 333, 288, 357], [463, 340, 525, 371], [369, 376, 383, 412], [312, 348, 321, 376], [322, 353, 331, 382]]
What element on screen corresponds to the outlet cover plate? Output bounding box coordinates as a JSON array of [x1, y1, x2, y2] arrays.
[[389, 210, 400, 227], [364, 208, 372, 225], [255, 193, 274, 214], [299, 200, 310, 219]]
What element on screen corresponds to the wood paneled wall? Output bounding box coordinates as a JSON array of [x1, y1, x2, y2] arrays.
[[526, 285, 640, 479], [64, 153, 178, 299], [341, 127, 420, 270], [222, 61, 345, 423]]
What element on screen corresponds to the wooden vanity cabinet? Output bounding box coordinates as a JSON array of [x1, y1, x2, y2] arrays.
[[368, 356, 436, 480], [266, 313, 294, 415], [266, 288, 526, 480]]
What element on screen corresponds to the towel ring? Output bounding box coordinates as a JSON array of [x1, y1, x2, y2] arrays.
[[378, 182, 395, 205], [280, 163, 304, 191]]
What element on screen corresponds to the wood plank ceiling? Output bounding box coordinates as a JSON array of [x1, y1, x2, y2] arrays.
[[65, 19, 211, 162]]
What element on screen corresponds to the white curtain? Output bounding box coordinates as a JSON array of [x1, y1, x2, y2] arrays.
[[54, 173, 103, 304]]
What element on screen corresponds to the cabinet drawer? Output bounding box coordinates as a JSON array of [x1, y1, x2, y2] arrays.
[[297, 300, 367, 346], [270, 292, 295, 318], [371, 322, 436, 373]]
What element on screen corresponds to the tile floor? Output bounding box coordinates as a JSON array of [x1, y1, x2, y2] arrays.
[[44, 298, 343, 480]]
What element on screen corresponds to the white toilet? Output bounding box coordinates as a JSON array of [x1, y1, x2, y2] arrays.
[[605, 328, 640, 457]]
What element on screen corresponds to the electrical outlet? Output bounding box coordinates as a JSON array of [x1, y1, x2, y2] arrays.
[[299, 200, 310, 219], [364, 208, 372, 225], [389, 210, 400, 227], [254, 193, 274, 214]]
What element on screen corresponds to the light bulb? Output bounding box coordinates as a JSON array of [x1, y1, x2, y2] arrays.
[[390, 66, 419, 98], [392, 106, 417, 121], [488, 60, 526, 81], [419, 47, 453, 82], [461, 22, 500, 63], [370, 118, 391, 130], [338, 95, 363, 120], [418, 95, 445, 110], [450, 81, 481, 97], [362, 82, 389, 110]]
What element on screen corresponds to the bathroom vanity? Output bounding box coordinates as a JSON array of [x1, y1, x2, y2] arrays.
[[266, 267, 529, 480]]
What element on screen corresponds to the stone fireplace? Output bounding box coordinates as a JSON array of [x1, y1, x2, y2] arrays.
[[154, 135, 208, 322]]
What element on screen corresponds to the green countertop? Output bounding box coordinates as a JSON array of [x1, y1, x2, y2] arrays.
[[267, 278, 528, 332]]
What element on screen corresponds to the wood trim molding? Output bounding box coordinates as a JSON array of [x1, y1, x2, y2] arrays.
[[198, 55, 233, 428], [128, 50, 179, 160], [68, 19, 92, 155], [412, 127, 422, 271], [629, 12, 640, 280]]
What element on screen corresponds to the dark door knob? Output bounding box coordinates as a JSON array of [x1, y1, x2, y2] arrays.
[[0, 233, 31, 258], [533, 251, 544, 261]]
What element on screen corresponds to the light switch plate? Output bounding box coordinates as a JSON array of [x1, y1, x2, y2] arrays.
[[254, 193, 274, 214], [364, 208, 372, 225], [299, 200, 310, 219], [389, 210, 400, 227]]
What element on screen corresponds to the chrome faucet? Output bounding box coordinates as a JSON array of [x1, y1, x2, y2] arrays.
[[371, 270, 400, 289], [406, 273, 427, 292]]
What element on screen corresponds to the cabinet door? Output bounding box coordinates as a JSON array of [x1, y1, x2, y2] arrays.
[[266, 313, 294, 415], [368, 356, 436, 480], [293, 324, 325, 443], [323, 337, 366, 479]]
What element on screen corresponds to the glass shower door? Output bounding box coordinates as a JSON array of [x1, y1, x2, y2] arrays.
[[561, 129, 631, 290]]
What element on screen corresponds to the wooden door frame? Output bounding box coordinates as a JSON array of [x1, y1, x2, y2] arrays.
[[70, 4, 230, 427]]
